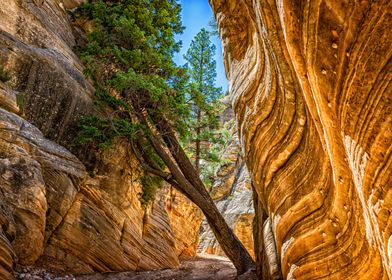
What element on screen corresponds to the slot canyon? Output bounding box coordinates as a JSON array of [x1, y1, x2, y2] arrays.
[[0, 0, 391, 279]]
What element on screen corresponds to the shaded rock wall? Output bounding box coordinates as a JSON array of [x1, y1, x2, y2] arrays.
[[0, 0, 201, 278], [0, 0, 93, 148], [210, 0, 392, 279]]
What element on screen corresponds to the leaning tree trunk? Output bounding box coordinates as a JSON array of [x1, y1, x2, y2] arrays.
[[150, 133, 255, 275], [130, 100, 256, 275]]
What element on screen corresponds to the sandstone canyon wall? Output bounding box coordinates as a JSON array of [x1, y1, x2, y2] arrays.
[[210, 0, 391, 279], [0, 1, 200, 278]]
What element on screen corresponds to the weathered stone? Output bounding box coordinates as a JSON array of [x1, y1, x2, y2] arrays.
[[199, 158, 254, 259], [62, 0, 85, 9], [0, 107, 85, 266], [35, 140, 182, 274], [0, 106, 187, 276], [198, 103, 255, 259], [0, 0, 201, 277], [164, 187, 203, 258], [0, 0, 94, 150], [0, 82, 19, 114], [210, 0, 392, 279], [0, 197, 16, 280]]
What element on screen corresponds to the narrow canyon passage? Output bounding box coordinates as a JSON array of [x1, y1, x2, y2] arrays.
[[0, 0, 390, 280]]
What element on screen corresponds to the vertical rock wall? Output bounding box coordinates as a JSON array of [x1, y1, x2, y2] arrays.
[[165, 187, 203, 258], [210, 0, 392, 279], [0, 0, 201, 278], [0, 78, 183, 276]]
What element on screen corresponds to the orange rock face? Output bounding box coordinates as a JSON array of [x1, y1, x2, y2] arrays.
[[0, 97, 182, 276], [210, 0, 392, 279], [0, 0, 201, 278], [165, 187, 203, 258]]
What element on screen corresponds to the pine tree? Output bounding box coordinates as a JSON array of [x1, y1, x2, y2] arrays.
[[74, 1, 255, 275], [184, 28, 222, 178]]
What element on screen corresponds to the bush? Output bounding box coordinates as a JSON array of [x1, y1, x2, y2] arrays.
[[16, 92, 25, 114], [75, 115, 142, 150], [139, 175, 163, 207], [0, 66, 11, 83]]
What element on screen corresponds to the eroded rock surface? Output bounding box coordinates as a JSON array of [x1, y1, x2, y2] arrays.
[[0, 95, 183, 276], [0, 0, 93, 148], [198, 100, 255, 259], [0, 0, 201, 278], [0, 101, 86, 277], [165, 187, 203, 258], [211, 0, 392, 279]]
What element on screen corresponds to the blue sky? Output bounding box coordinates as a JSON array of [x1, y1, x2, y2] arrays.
[[174, 0, 228, 92]]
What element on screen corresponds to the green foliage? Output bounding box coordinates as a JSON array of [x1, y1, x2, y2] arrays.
[[0, 66, 11, 83], [139, 175, 163, 207], [16, 92, 25, 114], [200, 125, 233, 189], [74, 1, 230, 199], [73, 0, 187, 205], [184, 28, 222, 103], [142, 143, 166, 170], [182, 28, 224, 185], [76, 0, 184, 80], [75, 0, 189, 134], [75, 115, 141, 150], [93, 86, 129, 109]]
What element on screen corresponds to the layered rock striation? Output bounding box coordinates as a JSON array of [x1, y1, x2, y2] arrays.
[[210, 0, 392, 279], [165, 187, 203, 258], [0, 0, 94, 148], [0, 0, 200, 278], [0, 95, 185, 276]]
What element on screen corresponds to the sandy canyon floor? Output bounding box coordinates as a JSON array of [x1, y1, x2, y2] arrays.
[[15, 255, 238, 280]]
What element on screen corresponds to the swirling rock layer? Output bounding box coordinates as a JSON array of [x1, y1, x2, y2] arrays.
[[210, 0, 392, 279]]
